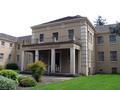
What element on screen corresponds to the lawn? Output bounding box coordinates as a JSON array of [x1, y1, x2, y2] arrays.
[[30, 75, 120, 90]]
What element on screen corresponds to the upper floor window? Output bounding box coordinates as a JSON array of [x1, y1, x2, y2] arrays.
[[17, 44, 20, 49], [10, 43, 13, 47], [0, 53, 4, 60], [1, 41, 5, 46], [97, 36, 104, 44], [68, 29, 74, 40], [109, 34, 116, 43], [53, 32, 58, 42], [110, 51, 117, 61], [40, 34, 44, 42], [98, 52, 104, 61], [88, 31, 93, 43]]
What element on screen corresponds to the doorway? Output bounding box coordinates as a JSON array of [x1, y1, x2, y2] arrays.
[[55, 52, 61, 73]]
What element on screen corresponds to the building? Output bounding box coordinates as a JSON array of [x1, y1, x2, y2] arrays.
[[0, 33, 16, 65], [0, 15, 119, 76], [95, 24, 120, 74]]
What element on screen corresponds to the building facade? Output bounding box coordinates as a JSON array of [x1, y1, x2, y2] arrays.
[[95, 24, 120, 74], [0, 15, 119, 76]]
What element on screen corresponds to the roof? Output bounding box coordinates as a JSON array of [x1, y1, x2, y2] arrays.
[[0, 33, 17, 42], [31, 15, 85, 29], [17, 35, 32, 41], [0, 33, 32, 42], [95, 24, 116, 33], [44, 15, 84, 24]]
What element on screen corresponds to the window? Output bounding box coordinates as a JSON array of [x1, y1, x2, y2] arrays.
[[99, 69, 103, 73], [97, 36, 104, 44], [17, 55, 20, 62], [0, 53, 4, 60], [88, 31, 93, 43], [109, 34, 116, 43], [112, 67, 117, 74], [17, 44, 20, 49], [98, 52, 104, 61], [9, 54, 11, 60], [40, 34, 44, 42], [53, 32, 58, 41], [90, 33, 93, 43], [10, 43, 13, 47], [1, 41, 5, 46], [68, 29, 74, 40], [110, 51, 117, 61]]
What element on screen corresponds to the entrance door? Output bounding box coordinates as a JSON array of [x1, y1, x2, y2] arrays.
[[55, 52, 61, 72]]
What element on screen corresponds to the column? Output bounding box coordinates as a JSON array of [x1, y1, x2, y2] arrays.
[[35, 50, 39, 62], [70, 47, 75, 75], [78, 50, 81, 74], [51, 49, 55, 73], [21, 51, 24, 71]]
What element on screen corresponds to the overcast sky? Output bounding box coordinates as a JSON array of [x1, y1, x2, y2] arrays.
[[0, 0, 120, 37]]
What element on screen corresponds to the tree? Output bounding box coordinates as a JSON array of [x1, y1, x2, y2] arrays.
[[109, 23, 120, 36], [94, 16, 107, 26]]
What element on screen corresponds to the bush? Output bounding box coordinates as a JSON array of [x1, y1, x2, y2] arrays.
[[18, 75, 37, 87], [0, 75, 16, 90], [6, 63, 19, 70], [0, 69, 18, 81], [27, 60, 46, 82]]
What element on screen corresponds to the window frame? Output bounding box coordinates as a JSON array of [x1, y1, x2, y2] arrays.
[[39, 34, 44, 42], [110, 51, 117, 61], [68, 29, 74, 40], [109, 34, 116, 43], [52, 32, 59, 42], [97, 36, 104, 44], [98, 51, 104, 61]]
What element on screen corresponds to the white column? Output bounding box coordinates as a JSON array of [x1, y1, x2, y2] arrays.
[[70, 47, 75, 75], [35, 50, 39, 62], [51, 49, 55, 73], [21, 51, 24, 71], [78, 50, 81, 74]]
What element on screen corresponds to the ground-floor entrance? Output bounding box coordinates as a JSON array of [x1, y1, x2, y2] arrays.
[[21, 48, 80, 75]]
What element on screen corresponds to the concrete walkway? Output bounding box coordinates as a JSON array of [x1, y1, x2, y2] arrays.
[[18, 76, 73, 90], [41, 76, 73, 84]]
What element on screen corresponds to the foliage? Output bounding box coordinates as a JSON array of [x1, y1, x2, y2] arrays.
[[27, 61, 46, 82], [18, 75, 37, 87], [0, 65, 4, 70], [94, 16, 106, 26], [30, 75, 120, 90], [0, 69, 18, 81], [0, 75, 16, 90], [109, 23, 120, 36], [6, 63, 19, 70]]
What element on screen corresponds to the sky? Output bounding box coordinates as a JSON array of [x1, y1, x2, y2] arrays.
[[0, 0, 120, 37]]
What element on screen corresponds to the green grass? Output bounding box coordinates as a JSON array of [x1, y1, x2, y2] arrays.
[[30, 74, 120, 90]]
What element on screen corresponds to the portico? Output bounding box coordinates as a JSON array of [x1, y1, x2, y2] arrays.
[[21, 42, 81, 75]]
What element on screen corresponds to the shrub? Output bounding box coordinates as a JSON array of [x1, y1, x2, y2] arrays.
[[18, 75, 37, 87], [0, 69, 18, 81], [0, 75, 16, 90], [27, 60, 46, 82], [6, 63, 19, 70]]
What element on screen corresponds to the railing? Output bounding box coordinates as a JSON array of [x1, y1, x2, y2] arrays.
[[31, 35, 80, 44]]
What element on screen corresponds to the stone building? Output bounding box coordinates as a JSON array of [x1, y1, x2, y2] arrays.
[[0, 15, 119, 75]]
